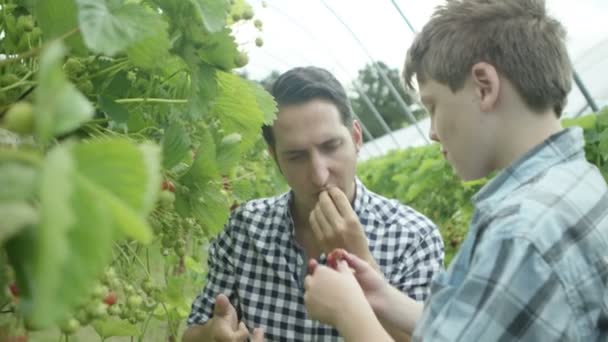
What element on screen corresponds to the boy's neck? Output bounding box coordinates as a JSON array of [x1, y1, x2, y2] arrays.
[[494, 108, 563, 170]]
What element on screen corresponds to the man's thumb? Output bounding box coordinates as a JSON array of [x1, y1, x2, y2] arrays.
[[213, 294, 233, 317]]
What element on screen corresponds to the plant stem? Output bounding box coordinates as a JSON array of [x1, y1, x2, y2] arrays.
[[115, 98, 188, 104]]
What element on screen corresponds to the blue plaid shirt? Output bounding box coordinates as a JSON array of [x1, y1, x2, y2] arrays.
[[413, 127, 608, 341], [188, 179, 443, 341]]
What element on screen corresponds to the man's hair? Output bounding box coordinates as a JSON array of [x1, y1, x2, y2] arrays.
[[262, 66, 354, 148], [403, 0, 572, 116]]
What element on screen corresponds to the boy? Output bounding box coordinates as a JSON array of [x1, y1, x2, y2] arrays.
[[303, 0, 608, 341]]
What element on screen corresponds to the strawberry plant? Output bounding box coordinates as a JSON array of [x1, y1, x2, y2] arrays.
[[0, 0, 282, 340]]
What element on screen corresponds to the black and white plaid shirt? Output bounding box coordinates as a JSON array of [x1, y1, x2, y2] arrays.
[[188, 178, 444, 341]]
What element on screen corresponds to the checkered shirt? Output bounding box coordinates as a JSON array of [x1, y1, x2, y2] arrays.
[[188, 178, 444, 341], [413, 127, 608, 341]]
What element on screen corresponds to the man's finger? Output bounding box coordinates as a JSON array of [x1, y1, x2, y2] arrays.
[[309, 210, 326, 250], [233, 322, 249, 341], [252, 328, 265, 342], [313, 205, 334, 239], [328, 187, 354, 218], [318, 190, 341, 228], [213, 294, 233, 318]]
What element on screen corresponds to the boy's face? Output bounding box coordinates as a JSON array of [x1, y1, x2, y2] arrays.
[[419, 77, 497, 181], [269, 99, 362, 215]]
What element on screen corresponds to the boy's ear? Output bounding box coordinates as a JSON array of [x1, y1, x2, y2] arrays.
[[471, 62, 500, 112]]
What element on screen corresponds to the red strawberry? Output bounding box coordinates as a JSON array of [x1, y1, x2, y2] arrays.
[[103, 291, 118, 306], [161, 180, 175, 192], [9, 282, 19, 297], [326, 248, 347, 269]]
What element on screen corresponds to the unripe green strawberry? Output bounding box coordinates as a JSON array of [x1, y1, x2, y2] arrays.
[[3, 102, 34, 135]]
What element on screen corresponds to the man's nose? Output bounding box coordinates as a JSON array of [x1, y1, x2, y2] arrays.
[[310, 153, 329, 188]]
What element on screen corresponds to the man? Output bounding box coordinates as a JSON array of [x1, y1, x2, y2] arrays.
[[303, 0, 608, 341], [183, 66, 444, 341]]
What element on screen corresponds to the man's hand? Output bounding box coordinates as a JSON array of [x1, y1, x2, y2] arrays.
[[309, 187, 372, 264], [208, 294, 250, 342]]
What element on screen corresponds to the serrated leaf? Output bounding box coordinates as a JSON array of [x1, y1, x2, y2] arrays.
[[181, 125, 219, 185], [247, 80, 277, 124], [99, 95, 129, 124], [189, 0, 229, 33], [71, 140, 161, 216], [76, 0, 166, 56], [190, 183, 230, 235], [126, 16, 171, 69], [216, 135, 241, 174], [35, 42, 94, 143], [212, 71, 266, 152], [197, 28, 238, 71], [188, 62, 218, 120], [162, 123, 191, 169], [34, 0, 87, 55], [92, 319, 141, 338], [29, 144, 115, 327]]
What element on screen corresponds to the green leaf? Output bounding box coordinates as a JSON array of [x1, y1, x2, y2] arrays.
[[216, 133, 241, 173], [0, 159, 38, 202], [562, 114, 596, 130], [34, 0, 87, 55], [29, 144, 115, 327], [189, 0, 229, 33], [182, 125, 219, 185], [126, 15, 171, 69], [99, 95, 129, 124], [598, 128, 608, 156], [212, 71, 266, 152], [197, 29, 238, 71], [597, 110, 608, 128], [0, 202, 38, 244], [35, 41, 94, 143], [184, 256, 205, 274], [71, 139, 161, 223], [162, 123, 191, 169], [190, 183, 230, 235], [92, 319, 141, 338], [247, 80, 277, 124], [188, 62, 218, 120], [76, 0, 166, 56]]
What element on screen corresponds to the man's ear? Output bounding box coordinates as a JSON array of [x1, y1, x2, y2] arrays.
[[351, 120, 363, 152], [471, 62, 500, 112], [267, 145, 283, 174]]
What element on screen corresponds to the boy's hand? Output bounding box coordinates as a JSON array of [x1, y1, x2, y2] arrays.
[[304, 260, 371, 329]]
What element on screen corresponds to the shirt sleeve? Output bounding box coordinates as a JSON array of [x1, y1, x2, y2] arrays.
[[413, 232, 572, 341], [186, 218, 239, 326], [392, 216, 445, 302]]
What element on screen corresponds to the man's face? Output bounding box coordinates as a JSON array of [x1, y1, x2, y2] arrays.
[[270, 99, 362, 214], [420, 78, 497, 181]]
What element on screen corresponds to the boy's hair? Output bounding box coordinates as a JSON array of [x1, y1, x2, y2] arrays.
[[403, 0, 572, 117], [262, 66, 354, 148]]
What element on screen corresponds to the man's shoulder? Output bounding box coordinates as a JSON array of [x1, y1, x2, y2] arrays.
[[362, 189, 438, 235], [234, 193, 289, 215]]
